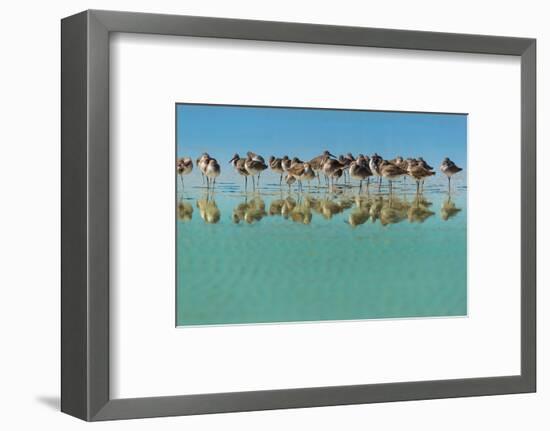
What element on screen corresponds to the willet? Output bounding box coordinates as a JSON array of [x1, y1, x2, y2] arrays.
[[369, 153, 383, 191], [196, 153, 211, 185], [440, 157, 463, 192], [244, 154, 267, 189], [284, 173, 296, 192], [281, 155, 292, 176], [301, 162, 316, 189], [407, 160, 435, 194], [229, 153, 250, 190], [176, 157, 193, 188], [309, 150, 335, 185], [349, 156, 372, 191], [205, 158, 220, 189], [322, 158, 346, 189], [379, 160, 408, 194], [268, 156, 284, 185]]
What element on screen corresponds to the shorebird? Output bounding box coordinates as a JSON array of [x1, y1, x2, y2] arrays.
[[338, 154, 353, 183], [290, 156, 304, 168], [309, 150, 335, 185], [301, 162, 316, 188], [287, 161, 315, 191], [440, 157, 463, 192], [244, 153, 267, 189], [205, 158, 220, 189], [322, 158, 346, 189], [408, 160, 435, 194], [379, 160, 408, 194], [281, 155, 292, 175], [349, 156, 372, 191], [196, 153, 211, 184], [369, 153, 383, 190], [229, 153, 250, 190], [418, 157, 434, 170], [284, 173, 296, 191], [286, 162, 305, 191], [176, 157, 193, 188], [268, 156, 285, 185], [247, 151, 265, 163]]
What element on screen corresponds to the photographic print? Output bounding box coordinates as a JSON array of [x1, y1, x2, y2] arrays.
[[176, 103, 467, 326]]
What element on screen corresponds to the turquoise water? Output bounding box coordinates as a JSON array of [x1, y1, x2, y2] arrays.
[[176, 171, 467, 326]]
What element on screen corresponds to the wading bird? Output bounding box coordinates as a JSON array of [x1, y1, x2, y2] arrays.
[[349, 156, 372, 191], [322, 158, 346, 189], [196, 153, 211, 184], [379, 160, 408, 194], [408, 160, 435, 194], [309, 150, 335, 185], [205, 158, 220, 189], [369, 153, 383, 190], [244, 153, 267, 189], [229, 153, 250, 190], [268, 156, 284, 185], [440, 157, 463, 192], [176, 157, 193, 188]]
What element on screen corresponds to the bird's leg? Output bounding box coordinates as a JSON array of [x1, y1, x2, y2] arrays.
[[279, 174, 282, 186], [448, 176, 451, 194], [317, 172, 320, 185], [378, 177, 382, 192], [252, 175, 256, 190], [359, 180, 362, 192], [180, 174, 184, 189], [201, 173, 204, 184], [416, 180, 420, 196]]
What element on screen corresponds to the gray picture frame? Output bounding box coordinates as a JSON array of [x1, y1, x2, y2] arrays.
[[61, 9, 536, 421]]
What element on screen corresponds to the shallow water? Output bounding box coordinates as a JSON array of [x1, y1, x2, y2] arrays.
[[176, 170, 467, 326]]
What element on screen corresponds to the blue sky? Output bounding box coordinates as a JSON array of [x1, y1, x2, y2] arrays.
[[176, 104, 467, 168]]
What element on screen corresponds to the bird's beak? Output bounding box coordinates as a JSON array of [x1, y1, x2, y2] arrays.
[[329, 152, 336, 158]]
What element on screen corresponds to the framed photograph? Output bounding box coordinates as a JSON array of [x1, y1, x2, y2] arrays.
[[61, 10, 536, 421]]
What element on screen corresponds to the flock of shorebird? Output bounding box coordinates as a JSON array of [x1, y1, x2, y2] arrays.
[[176, 150, 463, 193]]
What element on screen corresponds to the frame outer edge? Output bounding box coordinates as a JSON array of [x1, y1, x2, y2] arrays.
[[60, 9, 537, 421], [520, 39, 536, 391], [87, 10, 111, 420], [61, 11, 89, 420]]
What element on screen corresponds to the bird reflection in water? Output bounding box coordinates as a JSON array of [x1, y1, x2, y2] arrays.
[[232, 195, 267, 224], [348, 195, 370, 227], [289, 196, 313, 225], [197, 194, 220, 224], [379, 197, 408, 226], [177, 198, 193, 222], [440, 194, 462, 221], [407, 195, 435, 223]]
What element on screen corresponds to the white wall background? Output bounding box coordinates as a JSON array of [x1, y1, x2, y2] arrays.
[[0, 0, 547, 429]]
